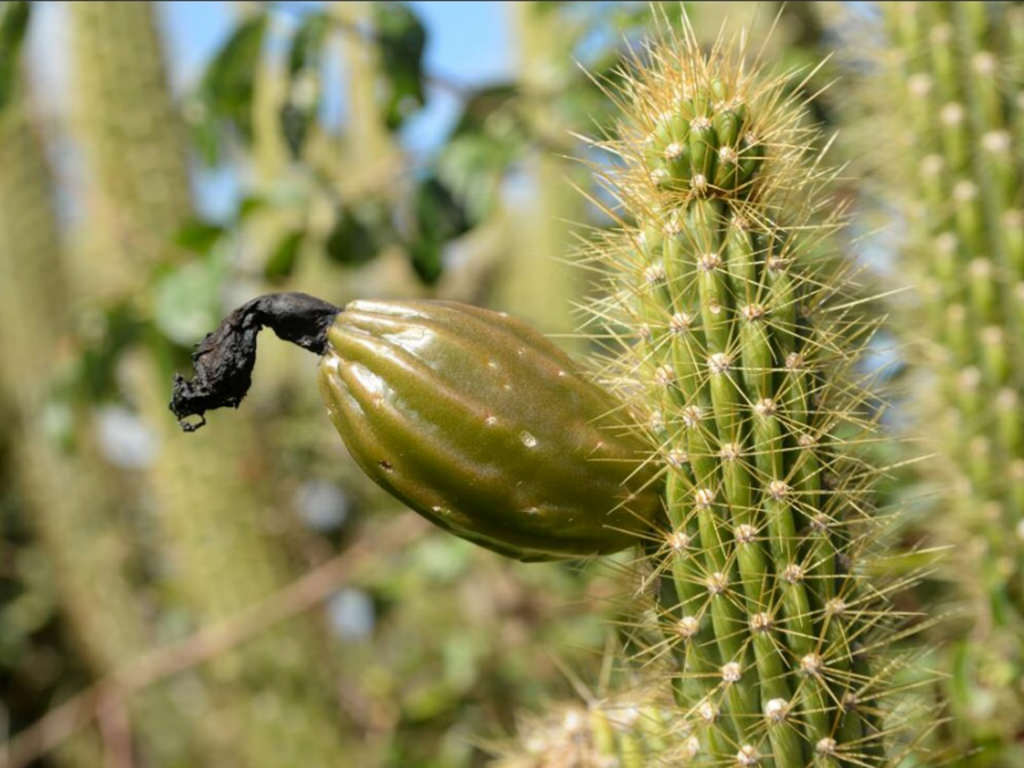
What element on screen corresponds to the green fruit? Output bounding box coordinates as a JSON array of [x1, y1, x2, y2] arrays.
[[168, 292, 659, 561], [317, 299, 662, 561]]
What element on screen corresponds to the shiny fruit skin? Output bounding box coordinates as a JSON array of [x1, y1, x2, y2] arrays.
[[318, 299, 661, 561]]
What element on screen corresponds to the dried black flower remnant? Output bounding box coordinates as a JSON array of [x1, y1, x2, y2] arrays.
[[169, 292, 339, 431]]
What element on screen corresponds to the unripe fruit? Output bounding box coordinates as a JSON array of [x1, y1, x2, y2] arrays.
[[169, 293, 661, 561], [318, 299, 661, 560]]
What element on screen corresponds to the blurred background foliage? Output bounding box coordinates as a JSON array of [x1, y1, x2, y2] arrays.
[[0, 3, 845, 766]]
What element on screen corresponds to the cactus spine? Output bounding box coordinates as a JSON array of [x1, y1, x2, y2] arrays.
[[885, 2, 1024, 762], [582, 20, 910, 766]]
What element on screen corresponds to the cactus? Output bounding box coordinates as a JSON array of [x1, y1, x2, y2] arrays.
[[878, 2, 1024, 763], [68, 1, 192, 297], [0, 31, 204, 767], [68, 4, 355, 765], [496, 2, 584, 342], [574, 19, 920, 766], [492, 695, 673, 768], [163, 13, 930, 765]]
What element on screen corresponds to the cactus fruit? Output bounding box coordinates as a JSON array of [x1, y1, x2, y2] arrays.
[[170, 293, 662, 561], [573, 18, 919, 766], [318, 299, 661, 561], [877, 2, 1024, 762]]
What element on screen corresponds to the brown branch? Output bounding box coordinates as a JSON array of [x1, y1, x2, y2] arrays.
[[97, 692, 132, 768], [2, 513, 428, 768]]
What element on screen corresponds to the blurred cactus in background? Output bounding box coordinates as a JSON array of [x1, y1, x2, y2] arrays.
[[857, 2, 1024, 764], [68, 4, 362, 766], [68, 2, 193, 295], [0, 4, 199, 764]]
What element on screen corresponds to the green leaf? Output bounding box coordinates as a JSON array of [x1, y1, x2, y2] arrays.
[[433, 85, 528, 222], [264, 229, 305, 283], [436, 134, 510, 222], [287, 11, 328, 76], [408, 537, 472, 583], [324, 207, 378, 265], [0, 2, 30, 112], [75, 302, 145, 403], [372, 3, 426, 131], [280, 12, 328, 159], [451, 83, 519, 137], [414, 175, 470, 242], [40, 396, 75, 453], [279, 101, 310, 159], [237, 194, 267, 219], [187, 103, 223, 167], [198, 13, 268, 144], [173, 218, 226, 254], [357, 198, 396, 245], [408, 240, 443, 285], [153, 259, 224, 346], [404, 177, 471, 285]]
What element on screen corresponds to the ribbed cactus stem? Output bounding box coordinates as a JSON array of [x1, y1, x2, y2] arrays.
[[585, 18, 903, 765], [885, 1, 1024, 759], [893, 0, 1024, 567], [69, 1, 192, 296]]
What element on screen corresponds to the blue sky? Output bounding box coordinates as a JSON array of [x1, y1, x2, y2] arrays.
[[29, 2, 518, 221], [162, 2, 516, 218], [160, 3, 514, 151]]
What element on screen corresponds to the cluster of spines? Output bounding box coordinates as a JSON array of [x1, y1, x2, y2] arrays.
[[492, 699, 674, 768], [642, 78, 763, 199], [579, 20, 916, 767], [888, 0, 1024, 753]]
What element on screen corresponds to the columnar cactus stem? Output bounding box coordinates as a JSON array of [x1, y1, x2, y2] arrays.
[[71, 5, 356, 764], [0, 29, 208, 767], [884, 1, 1024, 761], [582, 19, 908, 766]]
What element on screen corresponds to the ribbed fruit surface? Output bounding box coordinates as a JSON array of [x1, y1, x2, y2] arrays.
[[318, 299, 661, 561]]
